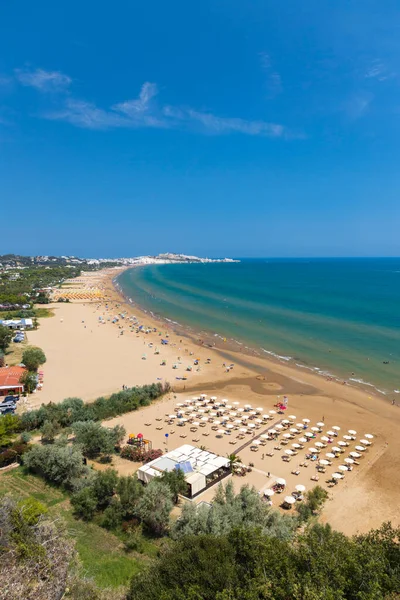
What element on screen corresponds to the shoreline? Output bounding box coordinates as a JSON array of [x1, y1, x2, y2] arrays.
[[114, 267, 396, 404], [25, 268, 400, 535]]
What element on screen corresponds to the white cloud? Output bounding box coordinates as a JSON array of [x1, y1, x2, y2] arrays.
[[259, 52, 282, 97], [15, 68, 72, 92], [17, 68, 290, 137], [166, 107, 284, 136], [364, 60, 395, 82]]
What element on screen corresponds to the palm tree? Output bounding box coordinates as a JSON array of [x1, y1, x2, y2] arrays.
[[227, 453, 242, 472]]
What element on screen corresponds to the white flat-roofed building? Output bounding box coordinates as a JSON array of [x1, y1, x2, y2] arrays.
[[137, 444, 230, 498]]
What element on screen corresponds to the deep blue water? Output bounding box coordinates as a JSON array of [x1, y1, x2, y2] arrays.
[[117, 259, 400, 395]]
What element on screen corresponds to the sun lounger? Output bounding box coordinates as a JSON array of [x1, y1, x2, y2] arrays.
[[291, 469, 300, 475], [266, 451, 274, 457]]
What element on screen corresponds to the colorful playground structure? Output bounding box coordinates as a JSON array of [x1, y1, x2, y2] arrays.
[[127, 433, 153, 450]]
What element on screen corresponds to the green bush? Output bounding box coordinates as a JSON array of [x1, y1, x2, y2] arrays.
[[21, 346, 47, 371]]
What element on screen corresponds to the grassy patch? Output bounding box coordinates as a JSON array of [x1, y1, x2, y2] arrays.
[[0, 467, 151, 589], [5, 338, 28, 366], [34, 307, 54, 318], [61, 510, 143, 588]]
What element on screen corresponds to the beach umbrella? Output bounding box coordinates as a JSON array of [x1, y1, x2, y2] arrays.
[[229, 411, 237, 417], [332, 426, 340, 431], [264, 489, 274, 497], [355, 445, 366, 452], [234, 419, 242, 425], [217, 429, 225, 435], [343, 435, 352, 441], [311, 426, 319, 432], [276, 478, 286, 485], [344, 458, 354, 464], [200, 394, 207, 398], [181, 418, 187, 422], [349, 451, 361, 458], [298, 437, 307, 443], [269, 410, 276, 415], [283, 433, 292, 439], [169, 414, 176, 419], [290, 428, 298, 433], [284, 496, 296, 504], [305, 432, 314, 438], [255, 418, 263, 424], [338, 465, 348, 471], [282, 419, 290, 425], [201, 416, 208, 421], [192, 421, 200, 427], [210, 412, 217, 417], [296, 422, 304, 428], [256, 407, 263, 413], [295, 484, 306, 492], [261, 434, 269, 440], [288, 415, 296, 420], [238, 408, 245, 413], [269, 429, 277, 434], [226, 405, 233, 410], [210, 396, 218, 401], [239, 428, 247, 433], [232, 401, 240, 406], [309, 447, 319, 453], [245, 404, 252, 409], [319, 459, 330, 465], [242, 415, 249, 420], [316, 421, 325, 427], [321, 436, 329, 442], [315, 442, 324, 448], [326, 453, 336, 459], [292, 443, 301, 449], [253, 439, 261, 445], [360, 439, 370, 445], [250, 411, 257, 416], [303, 418, 310, 423], [198, 408, 205, 413], [249, 423, 256, 429], [332, 446, 342, 453], [226, 424, 234, 429], [176, 402, 184, 407], [332, 473, 343, 479], [338, 441, 347, 447], [365, 433, 374, 439], [348, 429, 357, 435], [275, 424, 284, 430], [327, 430, 335, 436], [262, 414, 270, 420]]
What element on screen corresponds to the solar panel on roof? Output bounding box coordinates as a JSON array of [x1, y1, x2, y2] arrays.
[[176, 461, 193, 474]]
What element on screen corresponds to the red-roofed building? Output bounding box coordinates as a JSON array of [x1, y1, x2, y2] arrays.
[[0, 366, 26, 396]]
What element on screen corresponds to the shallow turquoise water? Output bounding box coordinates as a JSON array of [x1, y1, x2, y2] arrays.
[[117, 259, 400, 395]]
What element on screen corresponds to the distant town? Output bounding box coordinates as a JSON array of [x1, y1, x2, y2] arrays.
[[0, 253, 239, 270]]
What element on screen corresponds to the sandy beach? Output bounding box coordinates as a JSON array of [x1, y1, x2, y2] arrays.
[[26, 269, 400, 536]]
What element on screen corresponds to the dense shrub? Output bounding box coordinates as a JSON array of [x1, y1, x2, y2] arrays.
[[120, 446, 163, 463], [0, 442, 29, 467], [23, 442, 87, 487], [19, 383, 167, 432]]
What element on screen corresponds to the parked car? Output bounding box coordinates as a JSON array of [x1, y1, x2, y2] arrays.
[[1, 396, 18, 404], [0, 406, 15, 415]]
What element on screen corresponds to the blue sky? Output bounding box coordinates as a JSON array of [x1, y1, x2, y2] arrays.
[[1, 0, 399, 257]]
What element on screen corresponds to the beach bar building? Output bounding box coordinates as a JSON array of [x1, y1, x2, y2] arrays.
[[0, 366, 26, 397], [137, 444, 230, 499]]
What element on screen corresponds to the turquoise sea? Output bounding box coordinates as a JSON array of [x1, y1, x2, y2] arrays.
[[116, 259, 400, 396]]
